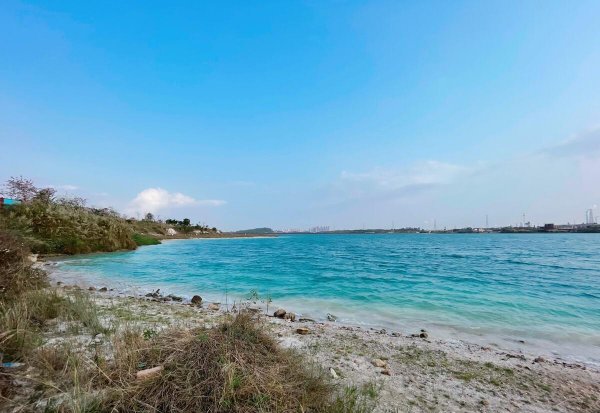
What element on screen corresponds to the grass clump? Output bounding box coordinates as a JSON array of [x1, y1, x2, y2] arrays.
[[0, 231, 47, 298], [0, 232, 109, 362], [64, 290, 112, 336], [0, 289, 68, 360], [328, 383, 380, 413], [107, 312, 336, 412]]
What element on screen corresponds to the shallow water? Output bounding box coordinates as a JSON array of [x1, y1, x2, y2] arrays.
[[52, 233, 600, 365]]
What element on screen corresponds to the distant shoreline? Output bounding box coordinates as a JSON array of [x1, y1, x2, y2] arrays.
[[276, 229, 600, 235], [156, 232, 277, 240]]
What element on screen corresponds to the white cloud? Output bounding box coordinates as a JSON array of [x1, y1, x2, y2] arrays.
[[334, 160, 475, 202], [127, 188, 225, 215], [196, 199, 228, 206], [541, 127, 600, 159], [49, 184, 79, 191]]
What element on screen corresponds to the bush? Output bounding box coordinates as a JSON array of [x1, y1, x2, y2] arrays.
[[0, 200, 138, 254]]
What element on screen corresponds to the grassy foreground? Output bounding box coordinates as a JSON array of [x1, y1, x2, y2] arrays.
[[0, 231, 375, 412]]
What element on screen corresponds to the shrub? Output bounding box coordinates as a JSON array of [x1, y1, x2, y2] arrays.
[[0, 200, 138, 254]]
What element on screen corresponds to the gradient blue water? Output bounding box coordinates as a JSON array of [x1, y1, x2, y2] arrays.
[[53, 234, 600, 364]]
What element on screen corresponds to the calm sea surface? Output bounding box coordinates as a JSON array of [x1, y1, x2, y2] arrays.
[[52, 234, 600, 365]]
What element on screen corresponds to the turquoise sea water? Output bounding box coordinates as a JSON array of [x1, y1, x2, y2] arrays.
[[53, 234, 600, 365]]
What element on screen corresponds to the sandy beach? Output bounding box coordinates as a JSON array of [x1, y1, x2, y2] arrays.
[[22, 278, 599, 413]]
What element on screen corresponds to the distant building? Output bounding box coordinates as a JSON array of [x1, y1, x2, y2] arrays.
[[0, 197, 21, 208], [586, 209, 596, 224], [309, 226, 330, 233]]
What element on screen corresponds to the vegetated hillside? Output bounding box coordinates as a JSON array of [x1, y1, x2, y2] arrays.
[[0, 177, 217, 255], [0, 198, 138, 254], [234, 227, 274, 234]]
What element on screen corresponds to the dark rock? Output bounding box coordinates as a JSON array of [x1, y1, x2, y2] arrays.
[[99, 287, 108, 292], [145, 289, 161, 298], [419, 332, 429, 339], [534, 356, 546, 363], [191, 295, 202, 305], [88, 287, 96, 291], [274, 309, 286, 318], [167, 294, 183, 302], [284, 312, 296, 322], [327, 313, 338, 322], [298, 318, 315, 323], [296, 327, 310, 335]]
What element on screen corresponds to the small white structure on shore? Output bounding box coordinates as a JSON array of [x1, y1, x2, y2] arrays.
[[166, 228, 177, 236]]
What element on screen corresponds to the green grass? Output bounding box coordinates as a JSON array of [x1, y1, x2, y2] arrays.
[[132, 233, 161, 246]]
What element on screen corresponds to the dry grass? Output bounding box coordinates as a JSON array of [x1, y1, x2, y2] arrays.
[[106, 312, 336, 412], [0, 231, 47, 299], [0, 288, 111, 363]]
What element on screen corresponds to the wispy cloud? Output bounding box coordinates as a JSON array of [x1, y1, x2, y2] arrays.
[[330, 160, 476, 203], [540, 127, 600, 159], [127, 188, 226, 216], [49, 184, 79, 191]]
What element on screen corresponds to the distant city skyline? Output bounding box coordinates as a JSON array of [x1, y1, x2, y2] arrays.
[[1, 1, 600, 231], [274, 209, 599, 233]]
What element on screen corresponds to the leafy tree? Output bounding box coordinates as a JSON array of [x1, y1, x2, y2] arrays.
[[145, 212, 155, 222], [3, 176, 38, 201], [182, 218, 190, 226], [34, 187, 57, 204]]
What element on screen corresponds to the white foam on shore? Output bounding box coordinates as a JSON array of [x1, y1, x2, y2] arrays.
[[44, 260, 600, 368]]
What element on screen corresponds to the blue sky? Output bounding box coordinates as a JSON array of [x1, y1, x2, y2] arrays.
[[2, 0, 600, 230]]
